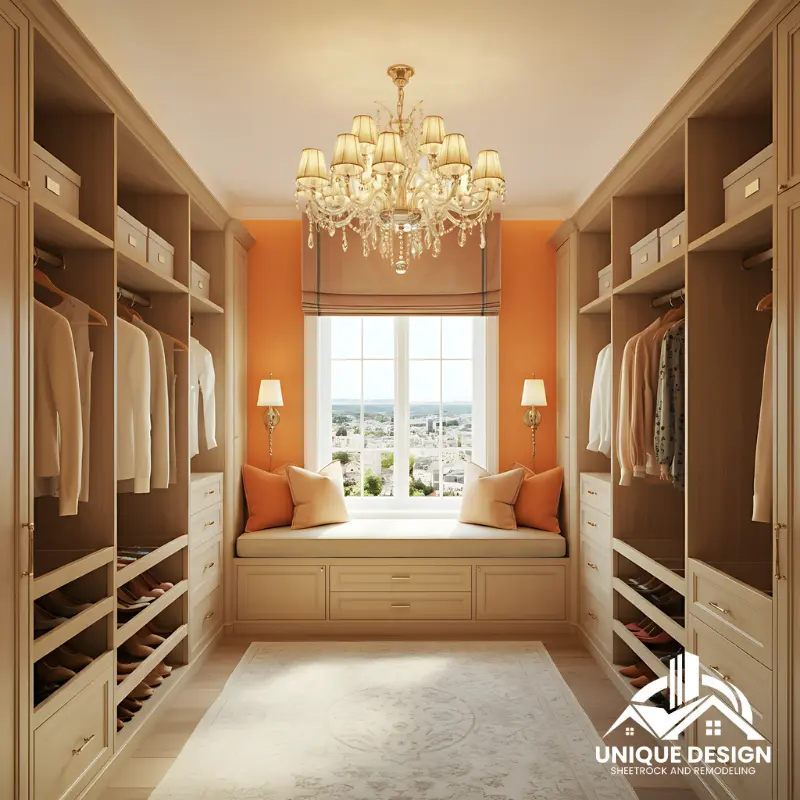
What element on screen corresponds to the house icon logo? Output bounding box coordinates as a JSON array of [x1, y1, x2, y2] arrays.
[[604, 652, 764, 742]]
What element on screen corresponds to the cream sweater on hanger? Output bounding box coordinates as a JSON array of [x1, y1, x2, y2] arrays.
[[189, 336, 217, 458], [33, 300, 83, 516]]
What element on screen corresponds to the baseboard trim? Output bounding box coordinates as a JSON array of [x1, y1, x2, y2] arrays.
[[78, 627, 225, 800], [231, 619, 574, 640]]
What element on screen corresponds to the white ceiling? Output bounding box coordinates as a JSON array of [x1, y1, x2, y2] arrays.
[[57, 0, 754, 220]]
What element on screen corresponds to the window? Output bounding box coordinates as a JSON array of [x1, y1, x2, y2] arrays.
[[309, 316, 496, 513]]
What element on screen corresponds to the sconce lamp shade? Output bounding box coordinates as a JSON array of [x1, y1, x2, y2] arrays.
[[521, 378, 547, 407], [257, 379, 284, 407]]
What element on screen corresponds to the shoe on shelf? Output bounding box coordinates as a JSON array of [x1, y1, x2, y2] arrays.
[[627, 575, 659, 592], [117, 588, 152, 611], [38, 589, 92, 619], [632, 621, 659, 639], [127, 682, 155, 701], [630, 675, 652, 689], [33, 603, 67, 633], [55, 645, 93, 671], [618, 664, 644, 679], [648, 589, 684, 609], [624, 618, 651, 633], [641, 630, 675, 646], [144, 670, 163, 687], [121, 636, 155, 660], [116, 718, 125, 732], [117, 705, 135, 721], [152, 661, 172, 678], [138, 631, 165, 648], [120, 698, 143, 712], [36, 660, 76, 685], [140, 571, 174, 593], [146, 622, 174, 636], [126, 576, 165, 599]]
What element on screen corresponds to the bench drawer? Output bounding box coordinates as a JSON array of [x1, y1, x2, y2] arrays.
[[476, 565, 566, 620], [191, 472, 223, 514], [329, 564, 471, 593], [189, 502, 222, 550], [237, 564, 326, 620], [33, 672, 111, 800], [689, 559, 772, 668], [190, 535, 221, 603], [580, 473, 611, 515], [329, 591, 471, 620]]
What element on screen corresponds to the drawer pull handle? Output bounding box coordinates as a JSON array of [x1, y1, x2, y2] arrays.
[[587, 521, 598, 528], [745, 178, 760, 198], [671, 235, 681, 248], [72, 735, 95, 756], [708, 601, 730, 616], [391, 576, 411, 581], [197, 281, 205, 289], [390, 603, 411, 609], [708, 665, 730, 683], [587, 490, 598, 495], [204, 489, 216, 496], [204, 610, 215, 621], [204, 519, 215, 528], [203, 560, 216, 572], [640, 252, 649, 264], [588, 611, 598, 620], [587, 561, 598, 570], [128, 234, 137, 247], [45, 176, 61, 196]]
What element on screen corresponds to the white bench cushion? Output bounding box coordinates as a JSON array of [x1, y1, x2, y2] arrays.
[[236, 518, 567, 559]]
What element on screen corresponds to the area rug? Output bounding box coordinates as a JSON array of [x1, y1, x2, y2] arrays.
[[150, 642, 637, 800]]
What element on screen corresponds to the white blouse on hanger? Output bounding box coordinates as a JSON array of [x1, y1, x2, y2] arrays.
[[587, 344, 612, 457], [133, 318, 170, 489], [33, 300, 83, 516], [189, 336, 217, 458], [161, 333, 177, 484], [117, 318, 151, 493]]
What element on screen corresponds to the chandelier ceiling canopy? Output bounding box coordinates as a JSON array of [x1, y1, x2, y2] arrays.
[[295, 64, 506, 274]]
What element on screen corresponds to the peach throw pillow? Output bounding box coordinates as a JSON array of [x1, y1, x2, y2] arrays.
[[459, 462, 525, 530], [242, 464, 294, 532], [286, 461, 349, 530], [514, 464, 563, 533]]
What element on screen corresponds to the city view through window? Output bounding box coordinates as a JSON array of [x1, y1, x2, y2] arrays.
[[328, 317, 477, 498]]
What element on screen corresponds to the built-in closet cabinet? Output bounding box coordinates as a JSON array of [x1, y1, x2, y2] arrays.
[[0, 0, 28, 186], [778, 3, 800, 191]]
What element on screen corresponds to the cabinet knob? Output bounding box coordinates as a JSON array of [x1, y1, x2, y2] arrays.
[[779, 183, 789, 192], [587, 561, 598, 570]]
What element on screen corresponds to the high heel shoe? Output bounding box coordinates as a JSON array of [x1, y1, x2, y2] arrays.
[[640, 630, 675, 646]]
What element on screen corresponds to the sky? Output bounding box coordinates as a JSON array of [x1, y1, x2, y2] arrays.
[[331, 317, 475, 403]]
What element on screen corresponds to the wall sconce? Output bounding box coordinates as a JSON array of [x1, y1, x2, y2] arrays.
[[521, 376, 547, 468], [257, 373, 283, 460]]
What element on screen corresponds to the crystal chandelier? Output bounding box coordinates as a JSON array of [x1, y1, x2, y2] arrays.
[[295, 64, 505, 275]]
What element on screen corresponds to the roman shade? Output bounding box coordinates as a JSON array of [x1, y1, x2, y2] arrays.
[[301, 215, 501, 316]]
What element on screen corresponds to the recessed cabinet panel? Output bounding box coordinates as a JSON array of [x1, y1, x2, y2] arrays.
[[476, 565, 566, 620], [779, 3, 800, 191], [237, 565, 326, 620], [0, 0, 28, 185]]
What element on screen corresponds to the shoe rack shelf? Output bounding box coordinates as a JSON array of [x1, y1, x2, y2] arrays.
[[115, 580, 188, 648], [32, 546, 115, 600], [33, 596, 115, 663], [32, 650, 114, 730], [115, 625, 187, 705], [612, 539, 686, 596], [613, 578, 686, 647], [115, 536, 189, 588], [612, 620, 669, 680]]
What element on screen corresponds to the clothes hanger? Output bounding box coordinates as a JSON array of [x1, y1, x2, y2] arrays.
[[33, 268, 108, 327], [757, 292, 773, 312], [161, 332, 189, 353]]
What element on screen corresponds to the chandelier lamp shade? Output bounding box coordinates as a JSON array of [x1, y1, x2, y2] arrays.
[[295, 64, 505, 275]]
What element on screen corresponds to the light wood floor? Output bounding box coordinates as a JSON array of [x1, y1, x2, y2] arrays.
[[100, 633, 699, 800]]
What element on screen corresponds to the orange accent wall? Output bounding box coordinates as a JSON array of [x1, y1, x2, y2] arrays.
[[246, 219, 560, 473], [245, 220, 305, 471]]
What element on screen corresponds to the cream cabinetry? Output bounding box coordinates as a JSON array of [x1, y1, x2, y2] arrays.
[[475, 565, 566, 620], [778, 2, 800, 191], [0, 0, 28, 186]]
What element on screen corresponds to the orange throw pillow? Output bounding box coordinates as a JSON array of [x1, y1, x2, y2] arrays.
[[242, 464, 294, 532], [514, 465, 563, 533]]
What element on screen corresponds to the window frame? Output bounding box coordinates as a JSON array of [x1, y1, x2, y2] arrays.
[[305, 315, 499, 518]]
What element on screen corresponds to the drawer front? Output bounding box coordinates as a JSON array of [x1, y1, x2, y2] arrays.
[[189, 502, 222, 549], [580, 502, 611, 545], [237, 564, 326, 620], [116, 215, 147, 259], [689, 616, 772, 741], [191, 473, 223, 514], [630, 237, 659, 277], [329, 564, 471, 593], [329, 591, 472, 620], [689, 560, 772, 668], [476, 565, 566, 620], [659, 221, 685, 257], [580, 535, 611, 599], [191, 585, 222, 653], [147, 235, 175, 279], [32, 154, 80, 218], [725, 156, 774, 220], [34, 673, 112, 800], [580, 473, 611, 515], [190, 536, 221, 603], [581, 584, 611, 657], [192, 264, 211, 299]]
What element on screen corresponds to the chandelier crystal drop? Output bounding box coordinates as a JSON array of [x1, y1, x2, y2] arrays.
[[295, 64, 505, 275]]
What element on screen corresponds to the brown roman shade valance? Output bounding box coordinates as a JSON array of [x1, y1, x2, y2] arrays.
[[301, 215, 501, 316]]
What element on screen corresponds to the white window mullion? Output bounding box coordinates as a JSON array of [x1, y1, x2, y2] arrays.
[[315, 317, 333, 470], [396, 317, 409, 502]]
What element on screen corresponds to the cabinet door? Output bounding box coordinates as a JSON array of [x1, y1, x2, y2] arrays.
[[778, 2, 800, 192], [0, 174, 30, 800], [0, 0, 28, 185]]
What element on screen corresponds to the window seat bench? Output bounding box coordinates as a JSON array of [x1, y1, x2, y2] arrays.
[[232, 519, 570, 636]]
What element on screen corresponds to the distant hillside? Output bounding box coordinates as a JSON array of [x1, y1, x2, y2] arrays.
[[333, 402, 472, 417]]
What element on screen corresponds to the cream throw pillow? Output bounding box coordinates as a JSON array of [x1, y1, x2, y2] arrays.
[[286, 461, 349, 530], [459, 462, 526, 530]]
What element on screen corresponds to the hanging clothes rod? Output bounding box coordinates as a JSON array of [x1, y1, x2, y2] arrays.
[[651, 286, 686, 308], [117, 285, 151, 309], [742, 248, 773, 270], [33, 246, 65, 269]]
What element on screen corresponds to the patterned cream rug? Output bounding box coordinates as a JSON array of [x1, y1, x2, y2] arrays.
[[150, 642, 637, 800]]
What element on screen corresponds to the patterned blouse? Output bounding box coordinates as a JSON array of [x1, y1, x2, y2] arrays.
[[654, 320, 685, 490]]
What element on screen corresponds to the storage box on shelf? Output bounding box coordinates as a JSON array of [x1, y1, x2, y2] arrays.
[[723, 143, 774, 220], [629, 229, 659, 278], [598, 263, 612, 298], [191, 260, 211, 299], [658, 210, 685, 259], [147, 228, 175, 279], [116, 205, 147, 261], [32, 141, 81, 217]]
